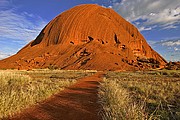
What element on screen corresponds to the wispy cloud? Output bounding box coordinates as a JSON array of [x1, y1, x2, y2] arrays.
[[112, 0, 180, 31], [138, 27, 151, 31], [150, 39, 180, 61], [0, 37, 27, 60], [174, 47, 179, 51], [160, 40, 180, 46], [0, 9, 47, 41], [162, 25, 178, 30], [0, 0, 47, 59], [0, 52, 9, 60]]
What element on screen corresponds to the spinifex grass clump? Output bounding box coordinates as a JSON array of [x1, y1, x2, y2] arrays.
[[99, 78, 148, 120], [0, 69, 95, 119], [99, 71, 180, 120]]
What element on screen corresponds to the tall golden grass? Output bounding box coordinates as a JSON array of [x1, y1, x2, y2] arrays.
[[99, 71, 180, 120], [0, 69, 96, 119]]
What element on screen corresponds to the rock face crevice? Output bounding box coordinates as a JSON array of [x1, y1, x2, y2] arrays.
[[0, 4, 167, 70]]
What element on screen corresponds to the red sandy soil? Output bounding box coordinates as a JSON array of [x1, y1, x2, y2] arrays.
[[9, 72, 105, 120], [0, 4, 166, 70]]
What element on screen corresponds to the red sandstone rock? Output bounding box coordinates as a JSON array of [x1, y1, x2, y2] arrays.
[[0, 4, 167, 70]]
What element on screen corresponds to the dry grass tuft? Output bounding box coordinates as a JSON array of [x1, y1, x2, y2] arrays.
[[99, 78, 149, 120], [0, 69, 96, 119], [99, 70, 180, 120]]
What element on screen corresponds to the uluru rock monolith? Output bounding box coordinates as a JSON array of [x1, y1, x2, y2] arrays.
[[0, 4, 167, 70]]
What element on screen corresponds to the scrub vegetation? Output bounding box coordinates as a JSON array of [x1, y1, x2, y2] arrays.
[[99, 70, 180, 120], [0, 69, 96, 119]]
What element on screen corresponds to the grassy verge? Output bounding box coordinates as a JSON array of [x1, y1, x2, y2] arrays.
[[98, 70, 180, 120], [0, 69, 96, 119]]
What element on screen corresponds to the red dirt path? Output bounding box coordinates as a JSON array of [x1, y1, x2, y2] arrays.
[[10, 72, 105, 120]]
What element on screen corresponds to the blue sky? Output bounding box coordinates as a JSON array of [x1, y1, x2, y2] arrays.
[[0, 0, 180, 61]]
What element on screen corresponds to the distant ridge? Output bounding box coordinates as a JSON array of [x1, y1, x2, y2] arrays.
[[0, 4, 167, 70]]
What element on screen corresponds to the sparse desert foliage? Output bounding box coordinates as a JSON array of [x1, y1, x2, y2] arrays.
[[0, 69, 96, 119], [99, 70, 180, 120]]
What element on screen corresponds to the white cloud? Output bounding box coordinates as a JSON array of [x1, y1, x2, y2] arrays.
[[162, 25, 178, 29], [161, 40, 180, 46], [146, 7, 180, 26], [174, 47, 179, 51], [0, 9, 47, 41], [138, 25, 157, 31], [138, 26, 152, 31], [0, 51, 9, 60], [0, 0, 47, 60], [112, 0, 180, 31], [150, 39, 180, 61]]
